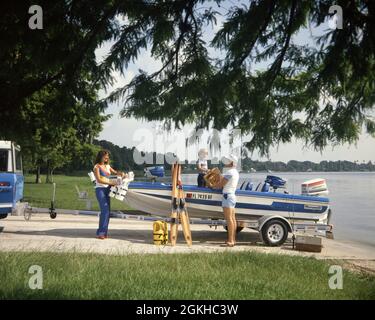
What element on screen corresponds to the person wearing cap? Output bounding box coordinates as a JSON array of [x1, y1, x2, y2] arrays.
[[196, 148, 209, 187], [214, 154, 239, 247]]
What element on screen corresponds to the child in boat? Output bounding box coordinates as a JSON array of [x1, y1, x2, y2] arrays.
[[197, 148, 208, 187]]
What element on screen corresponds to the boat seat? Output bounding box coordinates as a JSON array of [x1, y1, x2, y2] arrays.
[[261, 183, 270, 192], [245, 182, 253, 191], [255, 182, 270, 192], [240, 181, 253, 191]]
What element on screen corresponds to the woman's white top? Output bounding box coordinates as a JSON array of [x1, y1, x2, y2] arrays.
[[222, 167, 239, 194]]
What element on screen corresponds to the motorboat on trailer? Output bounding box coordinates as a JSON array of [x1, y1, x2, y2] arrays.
[[113, 170, 331, 225], [87, 168, 333, 246]]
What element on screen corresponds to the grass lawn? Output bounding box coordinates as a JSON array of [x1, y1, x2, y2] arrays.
[[23, 174, 131, 211], [0, 251, 374, 299]]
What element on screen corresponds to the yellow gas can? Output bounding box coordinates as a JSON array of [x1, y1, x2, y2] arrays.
[[153, 221, 168, 245]]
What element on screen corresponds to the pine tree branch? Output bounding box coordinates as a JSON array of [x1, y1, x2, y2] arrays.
[[108, 1, 198, 102], [228, 0, 277, 70], [264, 0, 297, 92], [18, 6, 117, 103]]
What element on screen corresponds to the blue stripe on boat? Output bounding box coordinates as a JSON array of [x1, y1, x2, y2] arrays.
[[132, 191, 328, 214], [128, 182, 329, 203]]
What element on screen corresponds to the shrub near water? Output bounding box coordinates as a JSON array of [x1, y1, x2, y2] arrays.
[[0, 251, 374, 299]]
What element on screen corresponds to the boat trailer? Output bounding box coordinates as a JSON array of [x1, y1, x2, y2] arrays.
[[23, 205, 333, 247]]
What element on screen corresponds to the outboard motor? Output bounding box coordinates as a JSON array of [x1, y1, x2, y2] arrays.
[[265, 175, 287, 192], [301, 178, 329, 196], [144, 166, 165, 180]]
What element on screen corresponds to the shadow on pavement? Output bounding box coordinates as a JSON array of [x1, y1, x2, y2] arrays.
[[4, 227, 267, 246]]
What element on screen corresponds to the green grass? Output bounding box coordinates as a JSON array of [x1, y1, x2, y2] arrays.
[[0, 251, 374, 299], [23, 174, 131, 211]]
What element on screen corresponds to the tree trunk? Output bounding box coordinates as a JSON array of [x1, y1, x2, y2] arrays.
[[35, 166, 41, 184], [46, 161, 52, 183]]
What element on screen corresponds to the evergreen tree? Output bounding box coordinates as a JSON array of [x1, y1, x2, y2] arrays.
[[1, 1, 374, 158], [104, 0, 375, 156]]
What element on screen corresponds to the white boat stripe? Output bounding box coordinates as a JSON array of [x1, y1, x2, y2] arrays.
[[125, 191, 329, 222], [130, 188, 328, 206]]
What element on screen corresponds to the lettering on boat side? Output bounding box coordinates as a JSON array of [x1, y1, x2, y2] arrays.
[[188, 193, 213, 200], [304, 205, 322, 211]]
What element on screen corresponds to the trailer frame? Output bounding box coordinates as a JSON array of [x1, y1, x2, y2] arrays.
[[23, 206, 333, 246]]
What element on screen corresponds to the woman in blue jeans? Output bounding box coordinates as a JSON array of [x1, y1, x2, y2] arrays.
[[93, 150, 125, 239]]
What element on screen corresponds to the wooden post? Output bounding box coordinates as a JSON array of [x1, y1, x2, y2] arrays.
[[169, 164, 179, 246], [177, 164, 192, 246]]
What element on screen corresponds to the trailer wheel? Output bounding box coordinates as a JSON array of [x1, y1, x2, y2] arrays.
[[0, 214, 8, 220], [261, 219, 288, 246], [224, 226, 244, 233]]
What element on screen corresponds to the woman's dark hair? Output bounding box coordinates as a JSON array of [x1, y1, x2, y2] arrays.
[[94, 150, 110, 165]]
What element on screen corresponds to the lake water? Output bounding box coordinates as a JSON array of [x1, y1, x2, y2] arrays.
[[182, 172, 375, 247]]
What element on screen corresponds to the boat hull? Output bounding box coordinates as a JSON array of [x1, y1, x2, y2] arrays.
[[123, 182, 330, 223]]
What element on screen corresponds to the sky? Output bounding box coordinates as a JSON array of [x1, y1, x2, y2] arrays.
[[96, 1, 375, 163]]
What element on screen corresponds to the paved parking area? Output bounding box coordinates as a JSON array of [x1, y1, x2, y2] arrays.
[[1, 214, 374, 272]]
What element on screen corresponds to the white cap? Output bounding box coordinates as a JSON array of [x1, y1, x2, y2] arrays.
[[222, 153, 238, 165]]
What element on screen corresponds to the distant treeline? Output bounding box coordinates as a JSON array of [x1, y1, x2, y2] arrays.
[[94, 140, 375, 173], [30, 139, 374, 176], [241, 159, 375, 172]]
